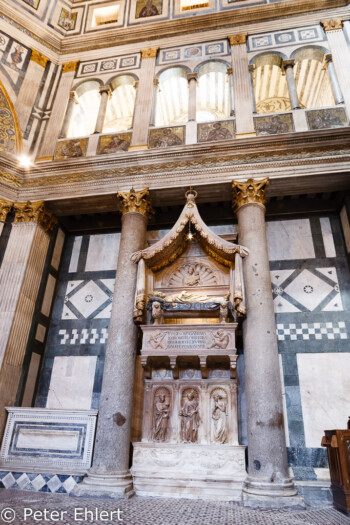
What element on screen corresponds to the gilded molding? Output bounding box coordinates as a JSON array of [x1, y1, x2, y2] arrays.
[[13, 201, 57, 232], [30, 49, 49, 68], [117, 188, 153, 218], [141, 48, 159, 59], [0, 199, 13, 222], [321, 19, 343, 31], [62, 61, 80, 73], [232, 178, 269, 211], [0, 169, 21, 187], [228, 34, 247, 46]]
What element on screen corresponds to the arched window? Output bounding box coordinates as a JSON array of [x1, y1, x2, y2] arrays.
[[293, 48, 334, 109], [252, 55, 290, 114], [196, 61, 230, 122], [103, 75, 137, 133], [66, 81, 101, 138], [155, 67, 188, 127]]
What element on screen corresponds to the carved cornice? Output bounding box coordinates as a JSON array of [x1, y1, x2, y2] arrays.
[[30, 49, 50, 68], [117, 188, 153, 218], [228, 34, 247, 46], [232, 178, 269, 211], [13, 201, 57, 232], [0, 169, 21, 187], [62, 61, 80, 73], [0, 199, 13, 222], [321, 19, 343, 31], [141, 48, 159, 59]]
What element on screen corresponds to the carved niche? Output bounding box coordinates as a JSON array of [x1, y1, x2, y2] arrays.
[[168, 262, 218, 288], [152, 386, 171, 442], [210, 387, 228, 444], [179, 388, 200, 443]]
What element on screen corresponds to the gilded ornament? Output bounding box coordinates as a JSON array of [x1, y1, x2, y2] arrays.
[[117, 187, 153, 218], [228, 34, 247, 46], [322, 19, 343, 31], [13, 200, 57, 232], [0, 169, 21, 187], [0, 199, 13, 222], [232, 178, 269, 211], [62, 61, 80, 73], [30, 49, 49, 68], [141, 48, 159, 59]]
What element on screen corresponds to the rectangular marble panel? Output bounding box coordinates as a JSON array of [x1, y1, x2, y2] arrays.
[[85, 233, 120, 272], [51, 228, 65, 271], [21, 353, 41, 407], [69, 236, 82, 272], [297, 353, 350, 448], [35, 323, 46, 343], [320, 217, 336, 258], [16, 429, 80, 451], [41, 275, 56, 317], [266, 219, 315, 261], [46, 356, 97, 410]]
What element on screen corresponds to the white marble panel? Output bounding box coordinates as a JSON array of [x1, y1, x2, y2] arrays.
[[68, 236, 82, 273], [266, 219, 315, 261], [21, 353, 41, 407], [41, 275, 56, 317], [85, 233, 120, 272], [17, 429, 80, 451], [35, 323, 46, 343], [51, 229, 65, 270], [46, 356, 97, 410], [320, 218, 336, 258], [297, 353, 350, 448], [340, 206, 350, 253], [279, 355, 290, 447]]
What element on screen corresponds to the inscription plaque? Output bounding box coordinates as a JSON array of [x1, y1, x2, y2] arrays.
[[167, 331, 207, 349]]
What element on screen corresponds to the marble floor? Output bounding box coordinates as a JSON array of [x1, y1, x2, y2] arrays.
[[0, 490, 349, 525]]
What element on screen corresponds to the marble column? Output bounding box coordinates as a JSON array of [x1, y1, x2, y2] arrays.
[[226, 68, 235, 116], [322, 20, 350, 113], [232, 179, 304, 509], [94, 85, 112, 134], [72, 188, 152, 499], [15, 49, 49, 135], [60, 91, 78, 138], [0, 199, 13, 237], [324, 55, 343, 105], [149, 78, 159, 127], [131, 48, 159, 148], [187, 73, 198, 122], [282, 60, 300, 110], [37, 61, 79, 161], [248, 65, 257, 114], [228, 35, 255, 138], [0, 201, 56, 439]]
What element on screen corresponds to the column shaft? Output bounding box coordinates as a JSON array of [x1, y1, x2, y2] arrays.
[[94, 86, 111, 134], [283, 61, 300, 110], [187, 73, 197, 122], [228, 35, 255, 137], [60, 91, 77, 138], [227, 68, 235, 116], [325, 58, 343, 105], [149, 79, 158, 127], [248, 65, 257, 114]]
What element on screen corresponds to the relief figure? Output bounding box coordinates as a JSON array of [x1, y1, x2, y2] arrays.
[[152, 391, 171, 441], [182, 265, 201, 287], [211, 391, 227, 443], [149, 330, 166, 349], [152, 301, 164, 324], [180, 389, 200, 443], [209, 330, 229, 349]]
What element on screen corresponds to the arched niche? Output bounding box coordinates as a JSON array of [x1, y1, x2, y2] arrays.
[[103, 74, 137, 133], [195, 60, 230, 122], [154, 66, 189, 127], [0, 80, 22, 155], [252, 54, 291, 114]]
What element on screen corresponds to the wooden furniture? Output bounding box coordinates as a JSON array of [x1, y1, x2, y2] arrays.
[[322, 429, 350, 514]]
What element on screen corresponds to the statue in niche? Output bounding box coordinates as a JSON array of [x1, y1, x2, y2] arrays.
[[149, 330, 166, 349], [179, 389, 200, 443], [152, 390, 171, 441], [152, 301, 164, 324], [211, 390, 228, 443], [182, 265, 201, 287], [209, 330, 229, 349]]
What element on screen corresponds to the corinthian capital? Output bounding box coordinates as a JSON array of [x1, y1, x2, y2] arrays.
[[232, 178, 269, 212], [141, 48, 159, 59], [0, 199, 13, 222], [13, 200, 57, 232], [117, 188, 153, 218], [322, 19, 343, 32]]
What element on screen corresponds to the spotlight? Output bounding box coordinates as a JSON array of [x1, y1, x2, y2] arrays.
[[18, 155, 32, 168]]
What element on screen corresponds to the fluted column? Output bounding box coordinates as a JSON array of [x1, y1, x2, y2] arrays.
[[227, 67, 235, 116], [248, 65, 257, 114], [94, 85, 112, 134], [15, 49, 50, 134], [228, 34, 255, 138], [0, 199, 13, 237], [232, 179, 304, 509], [282, 60, 300, 110], [72, 189, 152, 499], [131, 48, 159, 148], [324, 54, 343, 105], [187, 73, 198, 122], [60, 91, 78, 138], [322, 20, 350, 113], [38, 61, 79, 160], [0, 201, 56, 439]]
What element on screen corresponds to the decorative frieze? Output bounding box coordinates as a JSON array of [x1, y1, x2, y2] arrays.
[[0, 198, 13, 222], [232, 178, 269, 211], [117, 187, 153, 217], [13, 201, 57, 232]]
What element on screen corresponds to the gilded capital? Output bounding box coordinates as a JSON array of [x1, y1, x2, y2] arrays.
[[228, 34, 247, 46], [13, 201, 57, 232], [141, 48, 159, 59], [322, 19, 343, 31], [62, 61, 80, 73], [232, 178, 269, 211], [30, 49, 50, 68], [117, 188, 153, 218], [0, 199, 13, 222]]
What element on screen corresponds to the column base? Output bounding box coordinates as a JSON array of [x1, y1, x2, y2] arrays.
[[70, 471, 134, 500], [242, 476, 306, 509]]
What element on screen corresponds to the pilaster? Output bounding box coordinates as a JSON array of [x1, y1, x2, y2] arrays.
[[0, 199, 13, 237]]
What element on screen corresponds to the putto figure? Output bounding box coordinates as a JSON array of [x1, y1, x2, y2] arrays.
[[152, 392, 170, 441], [180, 389, 200, 443]]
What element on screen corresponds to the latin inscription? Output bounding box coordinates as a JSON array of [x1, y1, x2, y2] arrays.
[[167, 331, 206, 349]]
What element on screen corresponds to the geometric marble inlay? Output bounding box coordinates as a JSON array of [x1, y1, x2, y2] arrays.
[[284, 269, 333, 310], [63, 279, 114, 319]]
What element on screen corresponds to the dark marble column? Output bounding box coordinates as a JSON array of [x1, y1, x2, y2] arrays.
[[72, 188, 152, 499], [232, 179, 304, 509]]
